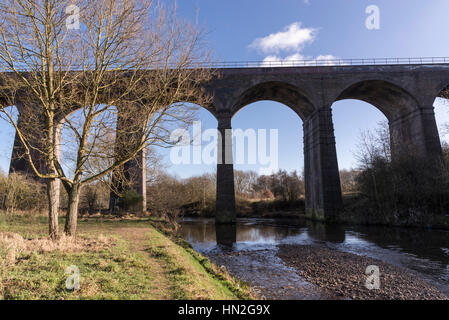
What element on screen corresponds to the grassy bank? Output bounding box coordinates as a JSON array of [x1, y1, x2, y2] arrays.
[[0, 214, 252, 300]]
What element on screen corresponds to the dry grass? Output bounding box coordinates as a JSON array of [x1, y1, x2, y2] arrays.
[[0, 232, 114, 266], [0, 216, 247, 300]]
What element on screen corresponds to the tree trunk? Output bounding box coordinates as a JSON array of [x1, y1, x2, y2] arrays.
[[64, 184, 82, 237], [47, 178, 60, 240]]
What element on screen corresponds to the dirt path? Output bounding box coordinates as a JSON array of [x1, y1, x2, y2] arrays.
[[112, 227, 172, 299], [106, 225, 237, 300]]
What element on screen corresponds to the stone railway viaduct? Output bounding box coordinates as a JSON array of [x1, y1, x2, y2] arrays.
[[8, 62, 449, 223]]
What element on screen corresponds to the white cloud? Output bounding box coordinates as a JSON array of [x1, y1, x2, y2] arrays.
[[260, 54, 340, 67], [249, 22, 316, 54], [314, 55, 340, 65], [250, 22, 340, 67]]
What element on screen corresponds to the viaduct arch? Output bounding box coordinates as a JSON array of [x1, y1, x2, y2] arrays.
[[7, 62, 449, 223]]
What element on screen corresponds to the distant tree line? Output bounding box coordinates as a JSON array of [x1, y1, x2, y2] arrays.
[[143, 168, 306, 219]]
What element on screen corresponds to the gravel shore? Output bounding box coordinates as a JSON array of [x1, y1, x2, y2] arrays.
[[277, 244, 448, 300], [205, 248, 340, 300]]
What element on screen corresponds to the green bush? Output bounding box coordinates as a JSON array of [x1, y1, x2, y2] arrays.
[[119, 190, 143, 212], [0, 172, 47, 214]]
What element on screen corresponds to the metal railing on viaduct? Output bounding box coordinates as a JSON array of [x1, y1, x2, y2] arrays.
[[201, 57, 449, 68]]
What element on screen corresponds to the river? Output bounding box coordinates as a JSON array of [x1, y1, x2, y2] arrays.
[[179, 217, 449, 299]]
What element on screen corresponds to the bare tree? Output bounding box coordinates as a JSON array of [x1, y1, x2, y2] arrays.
[[251, 170, 304, 201], [354, 121, 391, 203], [339, 169, 360, 194], [0, 0, 212, 237], [436, 88, 449, 146], [234, 170, 258, 197], [354, 121, 391, 170]]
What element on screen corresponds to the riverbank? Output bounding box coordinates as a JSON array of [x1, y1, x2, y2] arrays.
[[201, 247, 341, 300], [0, 215, 252, 300], [336, 195, 449, 230], [180, 217, 449, 300], [277, 244, 448, 300]]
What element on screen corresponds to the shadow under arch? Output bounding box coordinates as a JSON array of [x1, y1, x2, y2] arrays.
[[216, 223, 237, 247], [335, 80, 420, 121], [306, 220, 346, 243], [230, 81, 315, 120]]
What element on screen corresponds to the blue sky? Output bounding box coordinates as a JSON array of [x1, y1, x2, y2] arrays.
[[162, 0, 449, 178], [1, 0, 449, 177]]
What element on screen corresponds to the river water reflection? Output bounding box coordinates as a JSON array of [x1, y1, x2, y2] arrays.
[[179, 218, 449, 297]]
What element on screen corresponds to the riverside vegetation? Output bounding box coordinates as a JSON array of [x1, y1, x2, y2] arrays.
[[0, 214, 253, 300], [146, 122, 449, 229], [2, 122, 449, 230]]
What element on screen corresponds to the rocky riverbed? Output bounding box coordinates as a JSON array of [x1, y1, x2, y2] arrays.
[[181, 217, 449, 300], [205, 247, 340, 300], [277, 244, 448, 300]]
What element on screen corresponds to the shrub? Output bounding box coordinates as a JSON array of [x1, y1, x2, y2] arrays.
[[0, 172, 47, 214], [79, 183, 110, 214], [352, 122, 449, 225], [119, 190, 143, 212]]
